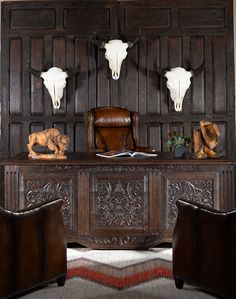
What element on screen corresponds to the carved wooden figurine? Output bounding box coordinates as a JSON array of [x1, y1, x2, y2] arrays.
[[193, 120, 220, 159], [27, 128, 69, 160]]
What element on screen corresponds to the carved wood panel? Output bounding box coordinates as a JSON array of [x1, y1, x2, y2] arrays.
[[1, 154, 235, 248], [160, 172, 220, 235], [0, 0, 234, 160], [90, 172, 148, 233], [18, 171, 78, 240]]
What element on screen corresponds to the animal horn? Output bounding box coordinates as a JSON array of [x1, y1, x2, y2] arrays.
[[29, 66, 42, 77], [127, 37, 139, 48], [92, 32, 105, 49], [191, 61, 205, 77], [153, 61, 168, 77], [66, 64, 81, 77]]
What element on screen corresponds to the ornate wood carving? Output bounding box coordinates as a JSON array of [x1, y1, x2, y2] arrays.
[[168, 179, 214, 226], [40, 164, 184, 173], [24, 179, 73, 229], [79, 234, 159, 248], [95, 180, 144, 227], [1, 153, 235, 248]]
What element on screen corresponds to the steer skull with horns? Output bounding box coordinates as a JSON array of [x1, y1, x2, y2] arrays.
[[155, 62, 205, 112], [93, 34, 138, 80], [29, 65, 80, 109]]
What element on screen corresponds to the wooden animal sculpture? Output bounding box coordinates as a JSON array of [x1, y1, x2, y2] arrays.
[[193, 120, 220, 158], [27, 128, 69, 160]]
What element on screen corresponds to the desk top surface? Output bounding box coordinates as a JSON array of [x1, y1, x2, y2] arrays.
[[0, 152, 235, 166]]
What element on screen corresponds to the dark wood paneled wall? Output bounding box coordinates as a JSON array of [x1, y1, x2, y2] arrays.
[[1, 0, 235, 159]]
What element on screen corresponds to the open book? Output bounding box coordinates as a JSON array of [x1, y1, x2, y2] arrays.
[[96, 150, 158, 158]]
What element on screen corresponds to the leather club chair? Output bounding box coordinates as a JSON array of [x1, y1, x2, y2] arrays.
[[84, 106, 155, 152], [172, 199, 236, 299], [0, 198, 67, 299]]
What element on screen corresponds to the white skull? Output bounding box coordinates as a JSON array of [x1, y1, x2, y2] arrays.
[[40, 67, 68, 109], [165, 67, 192, 112], [104, 40, 129, 80]]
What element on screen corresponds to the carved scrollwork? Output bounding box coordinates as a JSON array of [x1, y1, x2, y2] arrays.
[[79, 234, 159, 247], [95, 180, 144, 227], [25, 179, 72, 229], [168, 180, 214, 226], [40, 165, 76, 172], [40, 164, 184, 173]]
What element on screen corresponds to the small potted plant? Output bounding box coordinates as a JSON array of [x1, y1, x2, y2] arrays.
[[167, 131, 192, 158]]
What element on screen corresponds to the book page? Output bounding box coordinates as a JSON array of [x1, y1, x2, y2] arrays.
[[96, 150, 158, 158]]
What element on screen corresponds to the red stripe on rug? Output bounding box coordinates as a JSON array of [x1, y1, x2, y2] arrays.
[[67, 267, 173, 289]]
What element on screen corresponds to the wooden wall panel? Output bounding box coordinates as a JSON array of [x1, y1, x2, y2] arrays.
[[213, 36, 227, 114], [97, 49, 110, 107], [215, 122, 227, 157], [147, 38, 160, 114], [9, 123, 24, 156], [64, 8, 111, 30], [149, 125, 162, 149], [204, 36, 213, 114], [66, 123, 76, 152], [75, 123, 86, 152], [126, 46, 139, 112], [1, 0, 235, 159], [10, 8, 55, 29], [10, 38, 22, 115], [124, 8, 171, 29], [160, 36, 169, 114], [191, 37, 205, 114], [179, 8, 225, 28], [75, 38, 89, 114], [30, 122, 45, 133], [138, 37, 147, 113], [168, 37, 182, 68], [30, 38, 44, 115]]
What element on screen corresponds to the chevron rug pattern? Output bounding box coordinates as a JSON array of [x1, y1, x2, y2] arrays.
[[67, 247, 173, 289], [20, 247, 218, 299]]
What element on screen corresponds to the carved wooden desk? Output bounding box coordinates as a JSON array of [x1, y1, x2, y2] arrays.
[[1, 152, 235, 249]]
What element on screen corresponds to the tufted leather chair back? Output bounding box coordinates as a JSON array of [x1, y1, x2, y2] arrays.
[[85, 107, 140, 152]]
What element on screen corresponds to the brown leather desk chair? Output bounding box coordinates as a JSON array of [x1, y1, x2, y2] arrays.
[[85, 106, 154, 152], [0, 199, 67, 299], [173, 199, 236, 299]]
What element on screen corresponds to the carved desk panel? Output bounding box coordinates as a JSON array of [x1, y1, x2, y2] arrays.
[[1, 152, 235, 249]]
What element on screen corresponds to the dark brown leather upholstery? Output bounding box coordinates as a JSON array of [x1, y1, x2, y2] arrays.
[[85, 106, 154, 152], [173, 199, 236, 299], [0, 199, 66, 299]]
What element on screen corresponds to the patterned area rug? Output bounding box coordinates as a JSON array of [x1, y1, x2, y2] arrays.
[[21, 247, 218, 299], [67, 247, 173, 290]]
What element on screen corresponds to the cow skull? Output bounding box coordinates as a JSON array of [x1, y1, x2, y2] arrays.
[[155, 62, 204, 112], [93, 36, 138, 80], [29, 65, 80, 109], [41, 67, 68, 109], [165, 67, 192, 112]]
